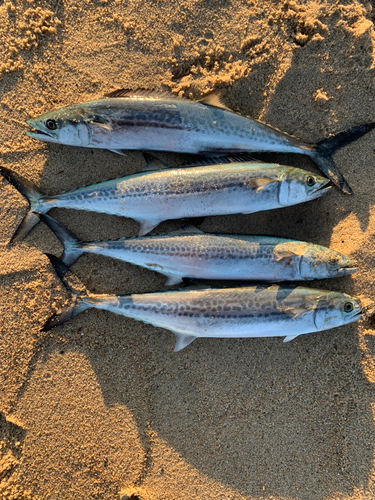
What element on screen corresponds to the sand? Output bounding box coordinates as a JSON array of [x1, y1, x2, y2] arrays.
[[1, 0, 375, 498]]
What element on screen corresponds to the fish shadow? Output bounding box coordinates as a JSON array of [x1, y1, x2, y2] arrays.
[[28, 309, 374, 500], [2, 3, 375, 497]]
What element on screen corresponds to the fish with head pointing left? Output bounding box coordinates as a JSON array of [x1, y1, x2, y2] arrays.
[[0, 155, 331, 243], [26, 88, 375, 194], [43, 254, 362, 352]]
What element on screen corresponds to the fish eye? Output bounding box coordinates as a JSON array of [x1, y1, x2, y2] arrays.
[[46, 119, 57, 130], [306, 176, 315, 187], [344, 301, 354, 313]]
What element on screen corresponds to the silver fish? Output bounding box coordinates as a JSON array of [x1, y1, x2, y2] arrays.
[[26, 89, 375, 194], [43, 255, 362, 352], [0, 157, 331, 243], [40, 214, 356, 285]]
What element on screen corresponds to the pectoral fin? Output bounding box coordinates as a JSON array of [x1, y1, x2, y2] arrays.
[[248, 178, 277, 192], [88, 120, 113, 131], [282, 307, 309, 319], [283, 334, 300, 343], [274, 249, 298, 262], [173, 332, 197, 352]]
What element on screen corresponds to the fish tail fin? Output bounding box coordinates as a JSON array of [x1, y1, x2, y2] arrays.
[[42, 254, 93, 331], [40, 214, 84, 267], [312, 122, 375, 195], [0, 166, 47, 243]]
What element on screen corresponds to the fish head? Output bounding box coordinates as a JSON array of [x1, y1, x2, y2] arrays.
[[279, 170, 331, 206], [300, 248, 357, 279], [312, 292, 362, 331], [26, 105, 90, 146]]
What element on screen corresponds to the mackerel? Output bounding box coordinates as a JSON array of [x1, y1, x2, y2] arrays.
[[43, 255, 362, 352], [0, 157, 331, 243], [26, 89, 375, 194], [41, 214, 356, 285]]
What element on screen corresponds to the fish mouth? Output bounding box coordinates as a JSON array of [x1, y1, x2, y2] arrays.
[[336, 265, 358, 276], [319, 184, 332, 194], [26, 121, 56, 142], [317, 177, 332, 192], [351, 311, 362, 322], [309, 183, 332, 200], [26, 129, 53, 139]]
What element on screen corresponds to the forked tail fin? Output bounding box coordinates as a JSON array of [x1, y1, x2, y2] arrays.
[[0, 166, 47, 243], [42, 254, 93, 331], [312, 122, 375, 195], [40, 214, 84, 267]]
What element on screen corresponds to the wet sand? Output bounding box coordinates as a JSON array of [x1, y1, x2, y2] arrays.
[[1, 0, 375, 498]]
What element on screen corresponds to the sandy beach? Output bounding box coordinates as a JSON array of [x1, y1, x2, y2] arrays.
[[1, 0, 375, 498]]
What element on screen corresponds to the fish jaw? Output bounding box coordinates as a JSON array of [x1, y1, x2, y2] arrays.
[[26, 129, 60, 143], [321, 252, 357, 279], [325, 261, 358, 279], [334, 265, 358, 277], [26, 119, 60, 143], [26, 117, 89, 146], [306, 183, 332, 201]]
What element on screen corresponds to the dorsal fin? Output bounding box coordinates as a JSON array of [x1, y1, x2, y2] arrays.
[[103, 88, 188, 100], [198, 90, 232, 111], [169, 225, 204, 236], [142, 152, 168, 171], [182, 154, 259, 168]]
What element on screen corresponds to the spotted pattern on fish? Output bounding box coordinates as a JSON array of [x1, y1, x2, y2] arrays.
[[85, 285, 362, 342]]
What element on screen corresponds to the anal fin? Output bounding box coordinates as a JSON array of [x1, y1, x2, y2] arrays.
[[173, 332, 197, 352], [137, 219, 161, 236], [283, 334, 300, 343], [164, 274, 183, 286], [109, 149, 127, 156]]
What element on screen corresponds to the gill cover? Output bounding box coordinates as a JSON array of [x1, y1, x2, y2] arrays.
[[277, 172, 289, 206]]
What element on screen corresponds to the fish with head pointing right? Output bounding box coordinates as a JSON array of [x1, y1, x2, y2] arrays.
[[42, 254, 363, 352], [39, 213, 357, 286], [0, 154, 331, 243]]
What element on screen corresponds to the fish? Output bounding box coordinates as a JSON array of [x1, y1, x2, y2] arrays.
[[0, 155, 331, 243], [40, 213, 356, 286], [26, 89, 375, 194], [43, 254, 362, 352]]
